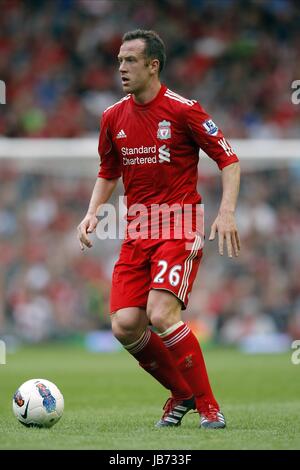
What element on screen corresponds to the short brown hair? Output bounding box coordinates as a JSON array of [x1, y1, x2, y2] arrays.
[[122, 29, 166, 74]]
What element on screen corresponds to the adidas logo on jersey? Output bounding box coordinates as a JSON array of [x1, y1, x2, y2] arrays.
[[116, 129, 127, 139]]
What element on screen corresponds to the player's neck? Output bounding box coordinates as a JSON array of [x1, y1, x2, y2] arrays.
[[132, 80, 161, 105]]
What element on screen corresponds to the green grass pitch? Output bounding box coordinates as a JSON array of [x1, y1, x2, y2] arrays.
[[0, 345, 299, 450]]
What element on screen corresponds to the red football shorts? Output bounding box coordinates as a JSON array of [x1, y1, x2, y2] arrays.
[[110, 234, 203, 313]]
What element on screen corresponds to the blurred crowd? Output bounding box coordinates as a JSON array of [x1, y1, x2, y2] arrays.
[[1, 0, 300, 138], [0, 163, 117, 343], [0, 163, 299, 345]]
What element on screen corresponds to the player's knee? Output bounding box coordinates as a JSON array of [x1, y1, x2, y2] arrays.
[[111, 316, 139, 343], [147, 302, 180, 332], [111, 320, 130, 341]]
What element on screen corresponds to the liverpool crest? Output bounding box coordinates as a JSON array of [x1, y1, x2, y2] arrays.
[[157, 120, 171, 139], [185, 354, 193, 368]]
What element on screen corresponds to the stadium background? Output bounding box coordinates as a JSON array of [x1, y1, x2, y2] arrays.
[[0, 0, 300, 450]]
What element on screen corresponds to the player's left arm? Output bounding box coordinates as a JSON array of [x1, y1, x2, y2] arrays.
[[209, 162, 241, 257], [184, 101, 241, 257]]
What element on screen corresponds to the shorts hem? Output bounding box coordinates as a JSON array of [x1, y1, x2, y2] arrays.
[[110, 303, 147, 315], [150, 287, 187, 310]]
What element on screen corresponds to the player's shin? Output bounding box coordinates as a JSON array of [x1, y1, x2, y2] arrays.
[[160, 322, 219, 411], [123, 328, 193, 400]]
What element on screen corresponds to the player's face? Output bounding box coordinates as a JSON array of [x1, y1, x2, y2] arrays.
[[118, 39, 156, 94]]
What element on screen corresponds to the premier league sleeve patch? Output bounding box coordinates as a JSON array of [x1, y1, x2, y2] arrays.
[[202, 119, 219, 136]]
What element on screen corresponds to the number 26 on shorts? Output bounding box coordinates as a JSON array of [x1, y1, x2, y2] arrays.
[[153, 260, 182, 287]]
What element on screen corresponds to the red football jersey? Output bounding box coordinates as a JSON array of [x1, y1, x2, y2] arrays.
[[98, 84, 239, 212]]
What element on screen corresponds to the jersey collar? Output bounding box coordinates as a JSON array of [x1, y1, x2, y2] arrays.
[[131, 84, 167, 110]]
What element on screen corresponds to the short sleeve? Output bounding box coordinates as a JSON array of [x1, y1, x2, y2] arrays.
[[97, 112, 121, 179], [184, 102, 239, 170]]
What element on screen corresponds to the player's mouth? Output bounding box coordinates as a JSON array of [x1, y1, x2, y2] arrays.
[[121, 76, 130, 85]]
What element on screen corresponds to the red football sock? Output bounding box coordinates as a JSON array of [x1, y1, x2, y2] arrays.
[[124, 328, 192, 401], [162, 323, 219, 412]]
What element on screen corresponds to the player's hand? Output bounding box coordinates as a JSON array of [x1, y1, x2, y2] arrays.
[[77, 214, 98, 251], [209, 210, 240, 258]]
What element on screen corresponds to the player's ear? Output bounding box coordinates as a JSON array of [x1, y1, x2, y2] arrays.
[[150, 58, 160, 75]]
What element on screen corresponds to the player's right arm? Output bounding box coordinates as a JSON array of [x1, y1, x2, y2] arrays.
[[77, 177, 119, 250], [77, 110, 121, 250]]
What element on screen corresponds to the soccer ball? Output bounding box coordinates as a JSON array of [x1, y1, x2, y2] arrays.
[[12, 378, 64, 428]]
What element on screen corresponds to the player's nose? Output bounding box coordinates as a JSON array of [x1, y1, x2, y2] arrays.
[[119, 61, 126, 72]]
